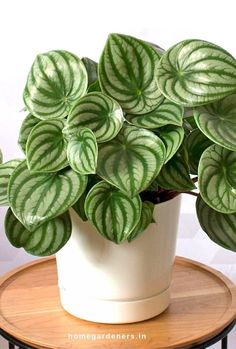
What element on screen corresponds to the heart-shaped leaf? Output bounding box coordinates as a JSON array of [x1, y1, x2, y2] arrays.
[[85, 181, 141, 243], [18, 114, 39, 153], [23, 50, 88, 119], [0, 160, 22, 206], [198, 144, 236, 213], [156, 39, 236, 106], [82, 57, 98, 86], [156, 125, 184, 163], [128, 201, 154, 242], [66, 127, 98, 174], [99, 33, 163, 114], [5, 208, 71, 256], [196, 196, 236, 252], [67, 92, 124, 143], [194, 93, 236, 151], [156, 152, 195, 191], [125, 98, 183, 129], [186, 129, 212, 174], [26, 119, 68, 172], [97, 126, 166, 197], [8, 161, 87, 231]]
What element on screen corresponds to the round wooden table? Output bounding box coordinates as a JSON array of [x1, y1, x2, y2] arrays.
[[0, 256, 235, 349]]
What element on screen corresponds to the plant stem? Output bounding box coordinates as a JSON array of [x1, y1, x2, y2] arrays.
[[192, 177, 198, 183], [183, 191, 199, 197]]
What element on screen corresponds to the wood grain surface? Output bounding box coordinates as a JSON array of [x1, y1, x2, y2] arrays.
[[0, 256, 235, 349]]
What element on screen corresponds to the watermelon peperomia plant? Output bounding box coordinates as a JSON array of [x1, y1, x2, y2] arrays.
[[1, 33, 236, 256]]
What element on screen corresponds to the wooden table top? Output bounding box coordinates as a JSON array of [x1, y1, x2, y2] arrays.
[[0, 256, 235, 349]]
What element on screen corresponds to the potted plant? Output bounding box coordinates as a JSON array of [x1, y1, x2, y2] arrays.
[[0, 33, 236, 324]]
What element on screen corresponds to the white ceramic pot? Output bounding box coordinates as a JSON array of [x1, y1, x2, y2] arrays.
[[56, 194, 181, 324]]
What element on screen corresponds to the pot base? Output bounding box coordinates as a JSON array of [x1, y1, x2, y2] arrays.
[[58, 284, 170, 324]]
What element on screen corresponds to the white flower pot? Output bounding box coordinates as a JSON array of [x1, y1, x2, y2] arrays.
[[56, 194, 181, 323]]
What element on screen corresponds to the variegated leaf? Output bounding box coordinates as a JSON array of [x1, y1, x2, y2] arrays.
[[66, 127, 98, 174], [82, 57, 98, 86], [128, 201, 154, 242], [73, 174, 101, 221], [194, 93, 236, 151], [156, 152, 195, 191], [0, 160, 22, 206], [156, 39, 236, 106], [198, 144, 236, 213], [26, 119, 68, 172], [85, 181, 141, 243], [196, 196, 236, 252], [5, 208, 71, 256], [125, 98, 183, 129], [23, 50, 88, 119], [99, 33, 163, 114], [186, 129, 212, 174], [156, 125, 184, 163], [97, 126, 166, 197], [18, 114, 39, 153], [67, 92, 124, 143], [8, 161, 87, 231]]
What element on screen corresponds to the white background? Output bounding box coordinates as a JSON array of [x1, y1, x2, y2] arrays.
[[0, 1, 236, 348]]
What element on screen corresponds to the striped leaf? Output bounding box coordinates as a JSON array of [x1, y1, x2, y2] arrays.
[[5, 208, 71, 256], [128, 201, 154, 242], [8, 161, 87, 231], [18, 114, 39, 153], [26, 119, 68, 172], [99, 33, 163, 114], [66, 127, 98, 174], [0, 160, 22, 206], [156, 152, 195, 191], [125, 98, 183, 129], [196, 196, 236, 252], [97, 126, 166, 197], [73, 174, 102, 221], [198, 144, 236, 213], [156, 125, 184, 163], [186, 129, 212, 174], [23, 50, 88, 120], [194, 93, 236, 151], [156, 39, 236, 106], [0, 149, 2, 164], [82, 57, 98, 86], [85, 181, 141, 243], [67, 92, 124, 143]]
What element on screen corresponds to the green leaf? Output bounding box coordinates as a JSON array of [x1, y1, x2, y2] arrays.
[[0, 160, 22, 206], [26, 119, 68, 172], [0, 149, 3, 164], [156, 39, 236, 106], [85, 181, 141, 243], [82, 57, 98, 85], [128, 201, 154, 242], [97, 126, 166, 197], [156, 152, 195, 191], [67, 92, 124, 143], [194, 93, 236, 151], [23, 50, 88, 120], [87, 80, 101, 93], [125, 98, 183, 129], [18, 114, 39, 153], [186, 129, 212, 174], [5, 208, 71, 256], [66, 127, 98, 174], [8, 161, 87, 231], [99, 33, 163, 114], [73, 174, 102, 221], [196, 196, 236, 252], [156, 125, 184, 163], [198, 144, 236, 213]]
